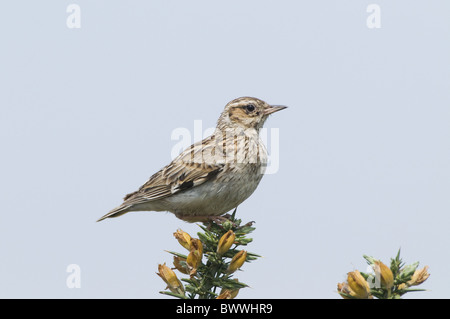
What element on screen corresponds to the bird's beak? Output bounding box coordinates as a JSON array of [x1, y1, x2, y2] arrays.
[[264, 105, 288, 115]]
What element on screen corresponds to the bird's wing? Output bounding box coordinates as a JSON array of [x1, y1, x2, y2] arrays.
[[122, 138, 224, 206], [97, 137, 224, 221]]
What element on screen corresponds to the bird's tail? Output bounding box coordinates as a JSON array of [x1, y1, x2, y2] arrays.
[[97, 204, 132, 222]]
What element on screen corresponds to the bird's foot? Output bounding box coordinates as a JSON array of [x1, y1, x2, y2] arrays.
[[176, 214, 231, 224], [200, 215, 239, 230]]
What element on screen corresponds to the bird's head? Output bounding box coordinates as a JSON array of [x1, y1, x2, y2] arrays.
[[217, 97, 287, 131]]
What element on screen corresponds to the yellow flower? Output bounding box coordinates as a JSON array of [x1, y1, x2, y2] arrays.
[[407, 266, 430, 287], [337, 282, 352, 299], [217, 230, 235, 255], [347, 270, 371, 299], [373, 261, 394, 289], [173, 229, 192, 250], [156, 263, 184, 295], [217, 279, 240, 299], [227, 250, 247, 273], [186, 238, 203, 276], [398, 283, 407, 290], [216, 290, 233, 299], [173, 256, 189, 275], [217, 289, 240, 299]]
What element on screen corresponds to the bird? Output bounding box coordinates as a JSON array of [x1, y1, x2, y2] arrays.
[[97, 97, 287, 223]]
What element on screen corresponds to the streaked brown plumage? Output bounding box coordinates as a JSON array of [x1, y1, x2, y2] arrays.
[[97, 97, 286, 222]]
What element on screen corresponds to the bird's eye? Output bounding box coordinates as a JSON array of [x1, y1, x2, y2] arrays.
[[245, 104, 255, 112]]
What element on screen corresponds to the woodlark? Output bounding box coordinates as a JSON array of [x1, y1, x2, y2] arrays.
[[98, 97, 286, 222]]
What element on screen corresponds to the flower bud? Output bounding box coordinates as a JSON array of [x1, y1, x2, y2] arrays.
[[216, 290, 233, 299], [217, 288, 240, 299], [227, 250, 247, 273], [217, 279, 240, 299], [173, 229, 192, 250], [373, 261, 394, 289], [157, 263, 184, 295], [407, 266, 430, 287], [347, 270, 371, 299], [186, 238, 203, 276], [217, 230, 235, 255], [173, 256, 189, 275], [337, 282, 352, 299], [398, 262, 419, 282]]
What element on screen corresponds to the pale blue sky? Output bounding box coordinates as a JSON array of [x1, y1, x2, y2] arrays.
[[0, 1, 449, 298]]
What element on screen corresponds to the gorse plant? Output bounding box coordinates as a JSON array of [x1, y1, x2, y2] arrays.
[[337, 250, 430, 299], [157, 213, 430, 299], [156, 210, 260, 299]]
